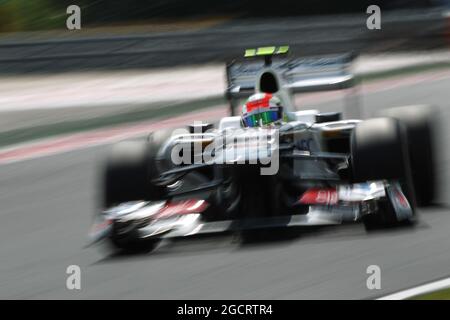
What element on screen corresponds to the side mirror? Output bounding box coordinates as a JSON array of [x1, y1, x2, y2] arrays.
[[315, 112, 342, 123]]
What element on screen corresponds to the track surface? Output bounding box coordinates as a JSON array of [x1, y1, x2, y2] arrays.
[[1, 74, 450, 299]]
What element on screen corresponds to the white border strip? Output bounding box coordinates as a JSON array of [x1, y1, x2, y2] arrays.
[[377, 277, 450, 300]]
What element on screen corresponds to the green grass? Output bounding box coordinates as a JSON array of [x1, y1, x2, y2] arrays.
[[410, 287, 450, 300], [0, 0, 66, 32]]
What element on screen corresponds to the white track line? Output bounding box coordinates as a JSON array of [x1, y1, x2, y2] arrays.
[[2, 69, 450, 166], [377, 277, 450, 300], [0, 107, 227, 165]]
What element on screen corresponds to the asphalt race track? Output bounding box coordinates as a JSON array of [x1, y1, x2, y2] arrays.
[[1, 73, 450, 299]]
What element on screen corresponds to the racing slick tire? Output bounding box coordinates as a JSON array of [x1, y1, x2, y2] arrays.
[[102, 139, 167, 252], [379, 105, 438, 206], [103, 140, 165, 209], [350, 117, 416, 229]]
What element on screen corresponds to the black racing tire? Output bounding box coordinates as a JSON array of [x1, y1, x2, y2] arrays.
[[110, 235, 158, 254], [379, 105, 438, 206], [350, 117, 416, 228], [351, 118, 410, 183], [361, 198, 414, 231], [102, 128, 188, 253], [102, 139, 165, 209]]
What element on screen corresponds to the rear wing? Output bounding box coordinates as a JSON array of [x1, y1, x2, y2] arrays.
[[225, 51, 357, 101]]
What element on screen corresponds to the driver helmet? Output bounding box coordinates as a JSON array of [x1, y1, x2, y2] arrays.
[[241, 93, 283, 128]]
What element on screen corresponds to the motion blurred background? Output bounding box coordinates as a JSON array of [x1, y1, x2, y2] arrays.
[[1, 0, 450, 299], [1, 0, 450, 139], [1, 0, 450, 70]]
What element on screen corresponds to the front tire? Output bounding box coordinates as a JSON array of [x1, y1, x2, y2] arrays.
[[103, 140, 165, 209], [350, 118, 415, 228], [379, 105, 438, 206], [102, 140, 165, 252]]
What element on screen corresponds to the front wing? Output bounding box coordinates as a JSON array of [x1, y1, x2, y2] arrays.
[[88, 181, 413, 246]]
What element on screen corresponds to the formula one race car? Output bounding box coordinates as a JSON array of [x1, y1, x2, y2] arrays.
[[89, 46, 438, 251]]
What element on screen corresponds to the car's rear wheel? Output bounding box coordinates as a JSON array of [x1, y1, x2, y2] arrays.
[[350, 117, 415, 229], [379, 105, 438, 206]]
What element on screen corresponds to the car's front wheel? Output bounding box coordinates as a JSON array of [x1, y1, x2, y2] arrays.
[[102, 140, 165, 209], [379, 105, 438, 206], [350, 117, 416, 229], [102, 139, 166, 252]]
